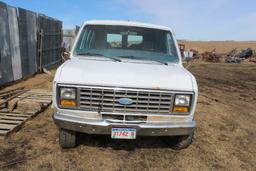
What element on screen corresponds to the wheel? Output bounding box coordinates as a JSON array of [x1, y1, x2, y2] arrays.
[[163, 132, 194, 150], [59, 128, 76, 148]]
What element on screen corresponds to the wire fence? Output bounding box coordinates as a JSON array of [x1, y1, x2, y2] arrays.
[[0, 1, 62, 86]]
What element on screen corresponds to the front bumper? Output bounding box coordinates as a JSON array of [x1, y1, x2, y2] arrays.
[[53, 112, 196, 136]]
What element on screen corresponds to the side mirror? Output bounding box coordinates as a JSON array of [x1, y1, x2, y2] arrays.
[[62, 51, 70, 61]]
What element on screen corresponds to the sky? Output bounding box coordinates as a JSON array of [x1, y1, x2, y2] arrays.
[[2, 0, 256, 41]]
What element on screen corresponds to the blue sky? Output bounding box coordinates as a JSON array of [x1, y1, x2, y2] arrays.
[[2, 0, 256, 40]]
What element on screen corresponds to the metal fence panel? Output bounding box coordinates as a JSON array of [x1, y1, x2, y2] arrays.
[[7, 6, 22, 80], [38, 15, 62, 69], [0, 2, 13, 85], [26, 10, 37, 74], [18, 8, 29, 77], [0, 1, 63, 86], [18, 8, 37, 76]]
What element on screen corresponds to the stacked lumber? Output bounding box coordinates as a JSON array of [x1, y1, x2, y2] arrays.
[[0, 88, 52, 139]]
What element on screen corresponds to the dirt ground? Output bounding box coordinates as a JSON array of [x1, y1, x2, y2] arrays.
[[0, 63, 255, 171]]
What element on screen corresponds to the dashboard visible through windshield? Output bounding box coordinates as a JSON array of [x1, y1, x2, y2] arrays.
[[74, 25, 179, 63]]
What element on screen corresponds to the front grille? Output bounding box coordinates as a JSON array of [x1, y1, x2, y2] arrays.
[[79, 86, 173, 114]]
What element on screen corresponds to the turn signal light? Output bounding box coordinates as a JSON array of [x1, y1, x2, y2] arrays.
[[60, 99, 76, 107], [173, 106, 189, 113]]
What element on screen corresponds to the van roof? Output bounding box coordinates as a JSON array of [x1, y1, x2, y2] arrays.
[[83, 20, 172, 32]]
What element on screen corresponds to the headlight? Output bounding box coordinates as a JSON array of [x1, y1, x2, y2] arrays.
[[60, 88, 76, 99], [59, 87, 77, 108], [174, 95, 191, 106], [173, 94, 191, 113]]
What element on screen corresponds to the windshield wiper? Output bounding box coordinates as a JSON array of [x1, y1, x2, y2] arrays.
[[118, 55, 139, 59], [150, 60, 168, 65], [118, 55, 168, 65], [77, 52, 122, 62]]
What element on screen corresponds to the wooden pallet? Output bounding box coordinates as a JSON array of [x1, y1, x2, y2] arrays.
[[0, 89, 52, 139]]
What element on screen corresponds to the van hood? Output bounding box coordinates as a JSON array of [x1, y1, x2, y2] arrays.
[[56, 58, 194, 91]]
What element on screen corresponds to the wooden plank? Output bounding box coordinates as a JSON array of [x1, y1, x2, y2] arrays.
[[29, 89, 51, 92], [8, 93, 33, 112], [0, 109, 8, 113], [25, 93, 52, 96], [1, 106, 48, 114], [17, 97, 52, 101], [19, 94, 52, 98], [0, 113, 31, 117], [22, 91, 51, 94], [17, 99, 51, 104], [0, 130, 9, 135], [19, 100, 52, 104], [0, 87, 24, 96], [0, 115, 27, 121], [11, 110, 37, 115], [18, 94, 52, 97], [0, 119, 21, 124], [18, 97, 52, 101], [29, 92, 52, 95], [13, 112, 35, 116], [0, 112, 31, 116], [28, 90, 51, 93], [0, 123, 16, 129], [27, 91, 52, 94], [18, 95, 51, 98], [20, 96, 52, 99], [20, 99, 52, 103], [16, 101, 43, 112], [0, 89, 29, 106], [12, 110, 39, 116], [0, 130, 9, 139]]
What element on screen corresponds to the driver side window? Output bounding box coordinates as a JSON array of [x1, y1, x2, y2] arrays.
[[167, 33, 177, 56]]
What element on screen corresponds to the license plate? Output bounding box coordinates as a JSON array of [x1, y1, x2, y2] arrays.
[[111, 128, 136, 139]]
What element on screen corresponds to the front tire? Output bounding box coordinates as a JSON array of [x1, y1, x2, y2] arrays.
[[59, 129, 76, 148], [163, 132, 194, 150]]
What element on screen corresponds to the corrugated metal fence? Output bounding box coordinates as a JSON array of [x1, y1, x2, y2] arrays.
[[0, 1, 62, 86]]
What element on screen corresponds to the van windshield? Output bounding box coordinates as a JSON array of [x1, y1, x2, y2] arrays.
[[74, 25, 179, 63]]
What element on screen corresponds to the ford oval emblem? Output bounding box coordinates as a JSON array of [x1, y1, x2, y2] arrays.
[[118, 98, 133, 105]]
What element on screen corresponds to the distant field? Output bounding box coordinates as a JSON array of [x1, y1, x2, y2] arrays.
[[178, 40, 256, 53]]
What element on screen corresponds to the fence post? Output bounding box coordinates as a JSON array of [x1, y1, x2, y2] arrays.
[[38, 29, 43, 73]]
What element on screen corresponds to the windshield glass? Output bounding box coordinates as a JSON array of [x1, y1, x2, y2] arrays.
[[74, 25, 179, 63]]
